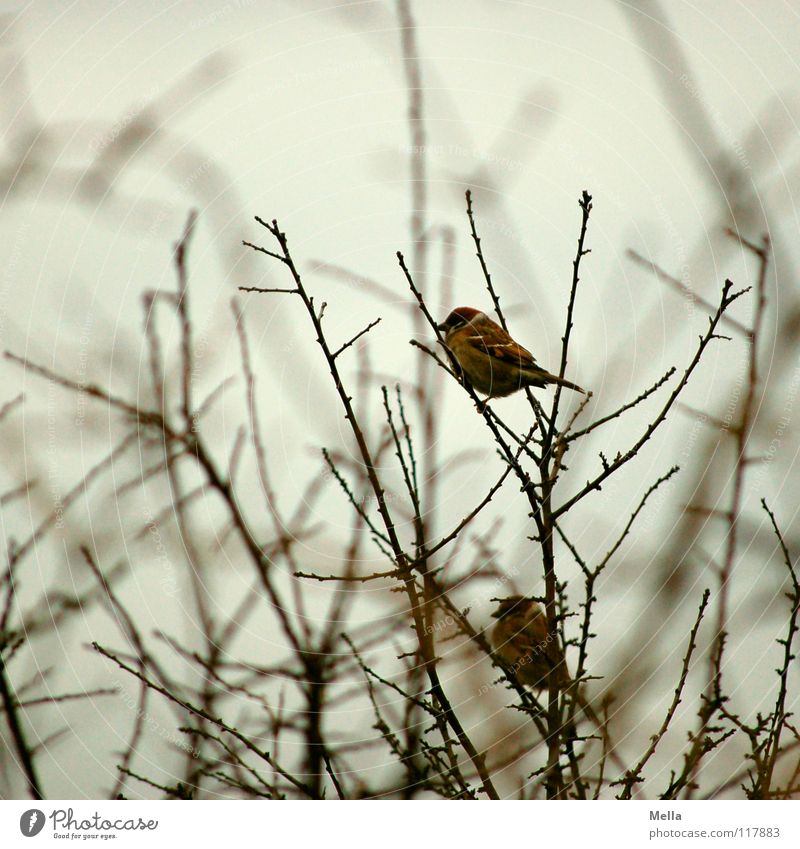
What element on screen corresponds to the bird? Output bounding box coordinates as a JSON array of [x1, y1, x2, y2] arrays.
[[437, 307, 585, 400], [490, 596, 615, 752], [490, 595, 569, 690]]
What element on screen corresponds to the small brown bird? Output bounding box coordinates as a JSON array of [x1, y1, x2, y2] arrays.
[[490, 596, 569, 690], [437, 307, 584, 399]]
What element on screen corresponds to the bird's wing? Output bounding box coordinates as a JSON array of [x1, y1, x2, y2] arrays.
[[512, 629, 541, 656], [467, 327, 538, 368], [509, 613, 549, 653]]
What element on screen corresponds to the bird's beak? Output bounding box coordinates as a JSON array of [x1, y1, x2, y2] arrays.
[[436, 322, 447, 333], [490, 609, 502, 619]]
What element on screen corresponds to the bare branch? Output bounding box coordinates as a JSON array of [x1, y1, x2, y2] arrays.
[[616, 589, 711, 798], [332, 317, 382, 360], [554, 280, 749, 520]]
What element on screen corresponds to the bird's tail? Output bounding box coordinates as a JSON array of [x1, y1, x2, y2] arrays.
[[525, 368, 585, 395]]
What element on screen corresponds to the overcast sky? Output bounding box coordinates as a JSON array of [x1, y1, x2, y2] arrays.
[[2, 0, 799, 798]]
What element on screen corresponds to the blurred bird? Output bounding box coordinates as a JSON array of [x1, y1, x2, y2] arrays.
[[437, 307, 585, 399], [491, 596, 617, 761], [490, 595, 569, 690]]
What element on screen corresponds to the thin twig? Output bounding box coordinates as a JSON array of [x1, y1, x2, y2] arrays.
[[0, 656, 43, 799], [331, 317, 382, 360], [616, 589, 711, 798], [565, 367, 677, 444], [554, 280, 749, 520]]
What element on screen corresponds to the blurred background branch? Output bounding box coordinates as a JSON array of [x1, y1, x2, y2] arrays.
[[1, 0, 799, 800]]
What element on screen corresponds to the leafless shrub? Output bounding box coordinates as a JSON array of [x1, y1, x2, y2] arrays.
[[1, 0, 799, 802]]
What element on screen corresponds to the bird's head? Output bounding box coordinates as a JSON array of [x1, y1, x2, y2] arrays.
[[491, 595, 536, 620], [437, 306, 482, 334]]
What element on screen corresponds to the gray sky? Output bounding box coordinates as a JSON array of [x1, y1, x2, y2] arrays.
[[2, 0, 800, 798]]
